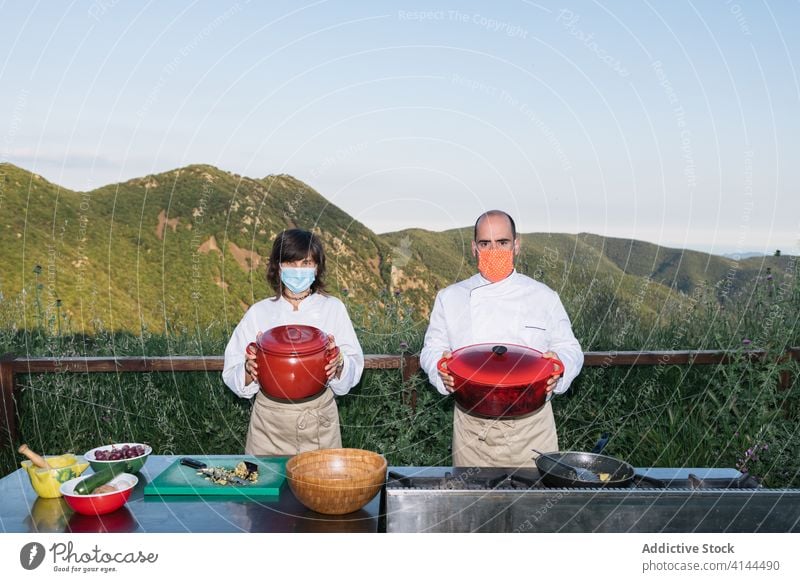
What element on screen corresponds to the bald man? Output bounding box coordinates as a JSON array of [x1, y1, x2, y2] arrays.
[[420, 210, 584, 467]]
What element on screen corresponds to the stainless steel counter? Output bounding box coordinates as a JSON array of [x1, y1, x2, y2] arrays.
[[383, 466, 800, 533]]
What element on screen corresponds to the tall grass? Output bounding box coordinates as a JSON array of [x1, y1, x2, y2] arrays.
[[1, 262, 798, 487]]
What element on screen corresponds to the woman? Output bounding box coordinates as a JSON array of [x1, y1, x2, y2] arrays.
[[222, 229, 364, 455]]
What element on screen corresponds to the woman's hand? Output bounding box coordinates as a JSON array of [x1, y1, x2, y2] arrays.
[[438, 350, 455, 393], [324, 334, 344, 380], [542, 351, 562, 393], [244, 332, 262, 384]]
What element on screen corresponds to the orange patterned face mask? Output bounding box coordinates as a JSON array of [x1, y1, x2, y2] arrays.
[[477, 248, 514, 282]]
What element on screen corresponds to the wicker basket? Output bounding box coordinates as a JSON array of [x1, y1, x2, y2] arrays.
[[286, 448, 387, 515]]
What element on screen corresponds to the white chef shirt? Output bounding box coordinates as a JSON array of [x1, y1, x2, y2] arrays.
[[420, 271, 584, 396], [222, 293, 364, 398]]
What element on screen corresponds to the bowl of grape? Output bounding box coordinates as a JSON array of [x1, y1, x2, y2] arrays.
[[84, 443, 151, 475]]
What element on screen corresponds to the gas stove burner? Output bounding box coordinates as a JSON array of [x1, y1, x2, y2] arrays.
[[485, 473, 542, 489], [687, 472, 762, 490], [387, 468, 547, 490], [629, 474, 666, 488]]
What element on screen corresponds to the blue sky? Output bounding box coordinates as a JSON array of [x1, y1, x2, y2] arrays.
[[1, 0, 798, 255]]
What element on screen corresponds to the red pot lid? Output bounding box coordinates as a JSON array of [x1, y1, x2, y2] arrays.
[[447, 343, 553, 386], [257, 325, 328, 356]]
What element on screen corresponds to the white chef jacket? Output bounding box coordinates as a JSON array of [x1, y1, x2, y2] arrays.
[[420, 271, 583, 396], [222, 293, 364, 399]]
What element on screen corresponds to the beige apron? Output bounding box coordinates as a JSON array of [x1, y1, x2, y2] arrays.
[[244, 388, 341, 456], [452, 401, 558, 467]]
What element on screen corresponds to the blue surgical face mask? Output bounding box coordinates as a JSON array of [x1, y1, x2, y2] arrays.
[[280, 267, 316, 294]]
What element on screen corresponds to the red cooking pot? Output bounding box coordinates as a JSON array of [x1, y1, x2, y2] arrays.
[[248, 325, 340, 401], [437, 343, 564, 418]]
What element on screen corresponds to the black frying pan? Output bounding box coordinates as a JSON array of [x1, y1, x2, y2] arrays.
[[534, 433, 663, 488], [534, 450, 666, 488]]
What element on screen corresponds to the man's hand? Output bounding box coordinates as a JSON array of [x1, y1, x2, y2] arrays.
[[324, 334, 344, 380], [438, 350, 455, 393], [542, 350, 562, 393], [244, 331, 263, 384]]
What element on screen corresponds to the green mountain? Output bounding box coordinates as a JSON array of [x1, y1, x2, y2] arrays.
[[573, 232, 784, 299], [0, 163, 391, 334], [0, 162, 790, 340]]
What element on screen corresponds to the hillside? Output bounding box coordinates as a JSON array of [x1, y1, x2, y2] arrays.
[[574, 232, 786, 299], [0, 162, 790, 342], [0, 163, 391, 335]]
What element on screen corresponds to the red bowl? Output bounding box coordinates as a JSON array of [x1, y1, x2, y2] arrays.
[[59, 473, 138, 516]]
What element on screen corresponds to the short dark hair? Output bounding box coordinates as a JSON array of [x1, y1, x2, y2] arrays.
[[474, 210, 517, 241], [266, 229, 327, 295]]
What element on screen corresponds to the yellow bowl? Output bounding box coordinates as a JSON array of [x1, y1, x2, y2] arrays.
[[22, 455, 90, 498]]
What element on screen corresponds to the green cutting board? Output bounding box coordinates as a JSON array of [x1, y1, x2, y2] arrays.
[[144, 456, 287, 497]]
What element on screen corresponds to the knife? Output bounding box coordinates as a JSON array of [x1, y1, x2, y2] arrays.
[[181, 458, 250, 486], [180, 457, 207, 470]]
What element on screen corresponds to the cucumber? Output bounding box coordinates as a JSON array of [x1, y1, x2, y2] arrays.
[[74, 463, 128, 495]]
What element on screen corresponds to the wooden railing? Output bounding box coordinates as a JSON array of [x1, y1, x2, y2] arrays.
[[1, 348, 798, 449]]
